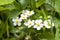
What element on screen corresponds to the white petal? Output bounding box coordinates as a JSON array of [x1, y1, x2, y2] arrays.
[[35, 19, 42, 23], [39, 19, 42, 23], [44, 20, 48, 26], [13, 22, 17, 26], [18, 22, 21, 26], [28, 25, 31, 28], [37, 27, 41, 30], [31, 10, 34, 14], [26, 10, 30, 13], [32, 20, 35, 22], [35, 20, 39, 23], [24, 22, 28, 26], [21, 14, 24, 16], [52, 23, 54, 26], [40, 24, 43, 27], [48, 20, 51, 23], [28, 20, 34, 26], [45, 25, 51, 28], [19, 18, 22, 22], [44, 22, 50, 28], [32, 23, 34, 25], [26, 10, 34, 16], [28, 19, 31, 22], [20, 14, 28, 19], [33, 25, 37, 28], [12, 18, 15, 22]]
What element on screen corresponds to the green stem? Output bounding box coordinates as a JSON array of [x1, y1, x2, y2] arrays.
[[6, 20, 9, 37], [41, 8, 47, 20]]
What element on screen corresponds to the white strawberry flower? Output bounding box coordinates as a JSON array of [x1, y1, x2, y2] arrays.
[[12, 17, 22, 26], [20, 14, 28, 20], [44, 20, 54, 28], [22, 10, 35, 17], [24, 19, 34, 28], [22, 10, 27, 14], [33, 19, 43, 30], [27, 10, 34, 16]]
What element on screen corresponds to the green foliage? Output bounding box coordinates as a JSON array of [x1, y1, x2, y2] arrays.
[[0, 0, 15, 5], [36, 0, 44, 8], [0, 4, 15, 11], [54, 0, 60, 13]]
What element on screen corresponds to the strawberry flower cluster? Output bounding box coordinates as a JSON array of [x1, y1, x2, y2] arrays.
[[12, 10, 54, 30]]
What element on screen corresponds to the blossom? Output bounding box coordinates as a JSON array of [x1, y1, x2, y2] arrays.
[[22, 10, 27, 14], [12, 17, 22, 26], [22, 10, 35, 17], [44, 20, 54, 28], [20, 14, 28, 20], [24, 19, 34, 28], [33, 19, 43, 30], [26, 10, 34, 16]]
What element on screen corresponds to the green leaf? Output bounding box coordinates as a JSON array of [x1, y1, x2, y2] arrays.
[[8, 10, 21, 19], [1, 10, 21, 19], [36, 0, 44, 8], [13, 1, 22, 10], [53, 18, 60, 40], [30, 0, 36, 10], [0, 6, 7, 11], [0, 0, 15, 5], [19, 0, 26, 5], [45, 0, 60, 13], [54, 0, 60, 13], [18, 0, 28, 9], [54, 0, 60, 16], [0, 4, 15, 11]]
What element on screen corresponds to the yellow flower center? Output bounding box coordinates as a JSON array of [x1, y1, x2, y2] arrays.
[[29, 22, 32, 25], [29, 11, 31, 14], [22, 16, 25, 19], [22, 15, 26, 19], [36, 23, 40, 27], [16, 19, 19, 23]]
